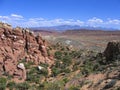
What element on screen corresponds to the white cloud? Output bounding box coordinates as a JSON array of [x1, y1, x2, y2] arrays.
[[107, 19, 120, 24], [0, 16, 10, 20], [87, 17, 103, 24], [24, 18, 84, 27], [86, 17, 104, 27], [47, 19, 84, 26], [0, 14, 120, 29], [11, 14, 23, 19], [0, 14, 24, 22]]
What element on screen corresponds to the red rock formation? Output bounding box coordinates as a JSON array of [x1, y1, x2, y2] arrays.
[[0, 23, 54, 82]]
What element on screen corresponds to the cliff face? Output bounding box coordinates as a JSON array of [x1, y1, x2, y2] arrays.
[[0, 23, 54, 81]]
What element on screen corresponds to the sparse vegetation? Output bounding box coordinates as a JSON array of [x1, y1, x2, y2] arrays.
[[42, 82, 61, 90], [3, 44, 120, 90], [69, 86, 80, 90], [0, 77, 7, 90], [15, 82, 30, 90], [1, 23, 120, 90], [7, 81, 16, 90]]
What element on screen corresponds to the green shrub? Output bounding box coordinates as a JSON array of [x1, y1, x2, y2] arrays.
[[15, 82, 30, 90], [27, 66, 48, 83], [62, 55, 72, 67], [61, 47, 65, 51], [0, 77, 7, 90], [52, 67, 61, 76], [24, 61, 34, 69], [70, 50, 83, 58], [54, 60, 63, 68], [61, 68, 71, 73], [69, 86, 80, 90], [27, 74, 40, 83], [81, 60, 95, 75], [44, 82, 61, 90], [38, 68, 48, 77], [7, 81, 16, 90], [55, 51, 63, 60], [62, 78, 69, 84], [26, 67, 40, 83], [28, 67, 37, 74], [37, 84, 45, 90], [39, 63, 49, 68]]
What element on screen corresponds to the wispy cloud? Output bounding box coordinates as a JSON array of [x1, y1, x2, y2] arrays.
[[107, 19, 120, 25], [0, 14, 24, 21], [0, 14, 120, 29], [11, 14, 23, 19]]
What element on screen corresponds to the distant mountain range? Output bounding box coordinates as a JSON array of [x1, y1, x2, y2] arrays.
[[30, 25, 119, 31]]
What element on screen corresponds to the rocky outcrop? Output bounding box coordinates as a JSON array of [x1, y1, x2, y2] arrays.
[[104, 41, 120, 62], [0, 22, 54, 81]]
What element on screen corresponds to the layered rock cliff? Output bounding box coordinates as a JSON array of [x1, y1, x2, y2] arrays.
[[0, 22, 54, 81]]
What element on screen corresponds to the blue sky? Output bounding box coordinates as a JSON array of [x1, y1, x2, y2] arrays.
[[0, 0, 120, 29]]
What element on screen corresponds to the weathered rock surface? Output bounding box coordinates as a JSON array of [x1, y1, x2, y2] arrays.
[[104, 41, 120, 62], [0, 23, 54, 81]]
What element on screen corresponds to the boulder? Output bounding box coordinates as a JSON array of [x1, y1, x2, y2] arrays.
[[104, 41, 120, 62], [38, 66, 44, 70], [17, 63, 25, 70], [17, 63, 26, 80]]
